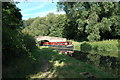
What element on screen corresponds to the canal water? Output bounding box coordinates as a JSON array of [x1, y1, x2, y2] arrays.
[[50, 46, 120, 77]]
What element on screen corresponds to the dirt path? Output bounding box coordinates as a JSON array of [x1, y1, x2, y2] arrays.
[[40, 61, 52, 79]]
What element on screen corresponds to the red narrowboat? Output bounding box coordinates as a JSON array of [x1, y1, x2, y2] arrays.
[[43, 41, 74, 47]]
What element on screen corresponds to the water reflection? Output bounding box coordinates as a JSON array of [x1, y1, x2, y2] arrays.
[[51, 46, 74, 56], [50, 46, 119, 77], [73, 51, 120, 77]]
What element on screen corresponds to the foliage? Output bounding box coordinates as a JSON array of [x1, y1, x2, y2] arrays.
[[2, 2, 23, 29], [48, 14, 67, 37], [72, 39, 118, 57], [88, 39, 118, 51], [23, 2, 119, 41], [57, 2, 120, 41], [2, 27, 36, 65], [23, 18, 35, 27], [2, 2, 36, 65], [23, 13, 67, 38]]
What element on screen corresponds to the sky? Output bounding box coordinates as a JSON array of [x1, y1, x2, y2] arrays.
[[15, 0, 119, 20], [16, 2, 65, 20]]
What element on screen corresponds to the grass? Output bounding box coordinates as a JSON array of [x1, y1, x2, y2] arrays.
[[3, 46, 118, 78], [88, 39, 118, 51], [70, 39, 119, 57]]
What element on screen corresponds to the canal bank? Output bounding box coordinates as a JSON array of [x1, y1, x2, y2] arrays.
[[69, 39, 119, 57], [29, 46, 117, 78], [66, 39, 119, 77], [49, 46, 119, 78], [3, 45, 118, 78]]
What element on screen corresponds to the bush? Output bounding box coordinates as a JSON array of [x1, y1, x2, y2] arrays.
[[20, 33, 37, 52], [2, 28, 37, 65], [80, 42, 92, 52]]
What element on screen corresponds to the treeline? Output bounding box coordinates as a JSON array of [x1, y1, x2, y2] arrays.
[[2, 2, 36, 65], [57, 2, 120, 41], [24, 2, 120, 41], [23, 13, 67, 37]]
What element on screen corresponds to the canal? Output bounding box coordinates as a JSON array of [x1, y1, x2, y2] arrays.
[[50, 46, 120, 77]]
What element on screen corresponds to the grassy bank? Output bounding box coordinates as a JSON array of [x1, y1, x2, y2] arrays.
[[70, 39, 119, 57], [81, 40, 118, 51], [3, 46, 117, 78]]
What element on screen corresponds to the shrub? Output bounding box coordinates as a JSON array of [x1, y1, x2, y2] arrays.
[[20, 33, 36, 52], [80, 42, 92, 52], [2, 28, 37, 65]]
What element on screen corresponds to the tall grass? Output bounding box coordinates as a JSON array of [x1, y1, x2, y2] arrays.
[[71, 39, 119, 57], [88, 39, 118, 51], [80, 40, 118, 51]]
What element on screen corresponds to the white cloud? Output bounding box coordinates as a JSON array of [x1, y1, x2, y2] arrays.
[[32, 10, 65, 17], [23, 13, 33, 16], [23, 10, 65, 20], [21, 3, 48, 13]]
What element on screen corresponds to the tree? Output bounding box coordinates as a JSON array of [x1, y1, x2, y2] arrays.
[[23, 17, 50, 37], [48, 14, 67, 37], [2, 2, 36, 65], [57, 2, 120, 41], [2, 2, 22, 29], [23, 13, 67, 38]]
